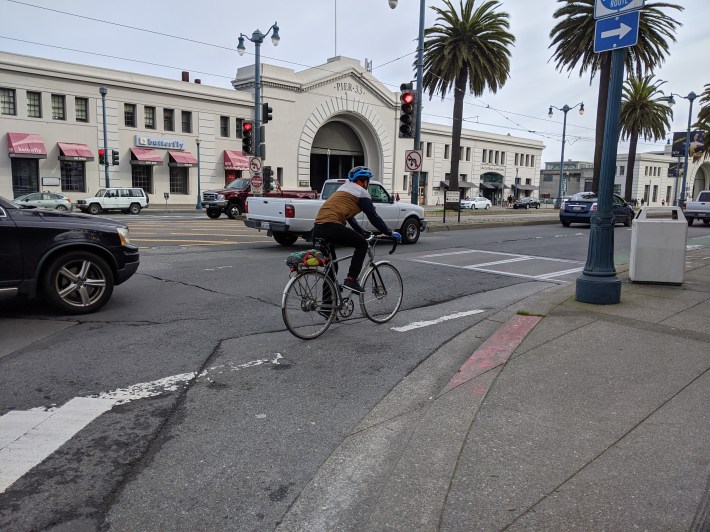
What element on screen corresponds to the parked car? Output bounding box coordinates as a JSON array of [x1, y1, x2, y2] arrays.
[[0, 196, 139, 313], [512, 197, 541, 209], [460, 196, 492, 210], [12, 192, 73, 211], [681, 190, 710, 225], [559, 191, 634, 227], [75, 187, 149, 215]]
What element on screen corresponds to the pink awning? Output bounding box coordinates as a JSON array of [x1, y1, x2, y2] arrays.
[[223, 150, 249, 170], [168, 151, 198, 167], [130, 147, 163, 166], [7, 132, 48, 158], [58, 142, 94, 161]]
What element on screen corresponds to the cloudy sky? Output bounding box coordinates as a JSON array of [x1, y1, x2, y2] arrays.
[[1, 0, 707, 164]]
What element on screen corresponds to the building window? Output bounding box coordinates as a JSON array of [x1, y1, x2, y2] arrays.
[[75, 97, 88, 122], [426, 143, 432, 158], [530, 155, 534, 167], [132, 165, 153, 194], [220, 116, 230, 137], [1, 88, 16, 115], [501, 152, 505, 165], [403, 174, 408, 192], [51, 94, 66, 120], [164, 108, 174, 131], [11, 158, 39, 197], [494, 151, 499, 165], [145, 106, 156, 129], [544, 174, 553, 182], [514, 153, 519, 166], [619, 165, 625, 175], [644, 166, 648, 176], [124, 103, 136, 127], [466, 147, 471, 161], [182, 111, 192, 133], [444, 144, 450, 159], [27, 91, 42, 118], [169, 166, 189, 194], [614, 184, 621, 195], [60, 161, 86, 192]]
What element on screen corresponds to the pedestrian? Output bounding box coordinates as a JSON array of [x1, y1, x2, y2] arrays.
[[661, 198, 666, 206]]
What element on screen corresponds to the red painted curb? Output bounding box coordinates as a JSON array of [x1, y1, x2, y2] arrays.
[[446, 314, 541, 390]]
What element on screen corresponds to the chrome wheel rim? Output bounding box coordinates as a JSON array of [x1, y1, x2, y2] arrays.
[[54, 259, 108, 308]]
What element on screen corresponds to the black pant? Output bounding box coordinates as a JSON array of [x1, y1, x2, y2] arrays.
[[312, 223, 367, 279]]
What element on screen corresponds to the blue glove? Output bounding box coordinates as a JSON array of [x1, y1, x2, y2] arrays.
[[391, 231, 402, 243]]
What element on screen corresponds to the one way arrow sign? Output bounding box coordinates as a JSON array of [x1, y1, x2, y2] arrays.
[[594, 11, 640, 53]]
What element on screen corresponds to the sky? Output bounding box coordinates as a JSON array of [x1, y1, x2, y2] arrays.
[[1, 0, 707, 165]]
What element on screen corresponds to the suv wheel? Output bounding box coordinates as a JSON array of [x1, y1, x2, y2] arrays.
[[206, 208, 221, 219], [226, 203, 242, 219], [43, 251, 114, 314], [561, 220, 571, 227], [88, 203, 102, 215], [129, 203, 141, 215]]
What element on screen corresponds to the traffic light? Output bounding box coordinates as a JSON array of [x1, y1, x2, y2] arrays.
[[98, 149, 105, 165], [263, 166, 274, 191], [399, 82, 416, 138], [262, 102, 273, 124], [242, 121, 254, 154], [236, 118, 244, 139], [111, 149, 119, 166]]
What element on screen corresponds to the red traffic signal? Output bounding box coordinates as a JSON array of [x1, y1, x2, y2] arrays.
[[399, 86, 416, 138], [98, 149, 106, 165], [401, 92, 415, 105], [243, 122, 253, 132]]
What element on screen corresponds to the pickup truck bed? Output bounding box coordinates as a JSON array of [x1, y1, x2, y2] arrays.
[[245, 179, 427, 245]]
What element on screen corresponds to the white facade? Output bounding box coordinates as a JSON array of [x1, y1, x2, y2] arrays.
[[1, 51, 544, 205]]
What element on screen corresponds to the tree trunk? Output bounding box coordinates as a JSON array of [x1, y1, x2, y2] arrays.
[[448, 70, 467, 196], [624, 130, 639, 202], [592, 53, 611, 194]]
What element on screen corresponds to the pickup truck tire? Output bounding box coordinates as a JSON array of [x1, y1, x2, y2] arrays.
[[43, 251, 114, 314], [128, 203, 141, 215], [400, 217, 421, 245], [206, 209, 221, 219], [226, 203, 242, 219], [88, 203, 102, 215], [274, 233, 299, 246], [687, 217, 694, 226]]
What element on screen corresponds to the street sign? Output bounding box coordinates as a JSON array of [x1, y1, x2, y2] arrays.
[[405, 150, 423, 172], [593, 11, 640, 53], [445, 191, 459, 203], [594, 0, 644, 19], [250, 175, 264, 189], [249, 156, 262, 174]]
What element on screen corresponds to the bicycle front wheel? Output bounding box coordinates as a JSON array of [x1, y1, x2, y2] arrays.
[[359, 262, 403, 324], [282, 270, 337, 340]]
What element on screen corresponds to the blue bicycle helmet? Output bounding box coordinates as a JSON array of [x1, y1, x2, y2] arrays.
[[347, 166, 373, 182]]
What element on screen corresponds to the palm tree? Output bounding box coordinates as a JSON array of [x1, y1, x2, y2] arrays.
[[619, 75, 673, 202], [421, 0, 515, 194], [549, 0, 683, 193], [692, 83, 710, 161]]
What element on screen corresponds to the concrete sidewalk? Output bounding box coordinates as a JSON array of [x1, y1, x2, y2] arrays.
[[277, 248, 710, 531]]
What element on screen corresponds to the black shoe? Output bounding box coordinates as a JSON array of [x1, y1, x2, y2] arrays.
[[343, 277, 364, 293]]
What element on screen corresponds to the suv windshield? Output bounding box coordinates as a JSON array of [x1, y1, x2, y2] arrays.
[[95, 189, 106, 197], [226, 178, 251, 190]]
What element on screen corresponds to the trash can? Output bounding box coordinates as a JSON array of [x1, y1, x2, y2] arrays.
[[629, 206, 687, 284]]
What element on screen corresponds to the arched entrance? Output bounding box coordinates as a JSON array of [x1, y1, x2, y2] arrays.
[[479, 172, 505, 205], [691, 164, 708, 199], [310, 121, 364, 192]]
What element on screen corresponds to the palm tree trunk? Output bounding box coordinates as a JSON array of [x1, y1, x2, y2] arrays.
[[449, 70, 467, 196], [624, 130, 639, 202], [592, 53, 611, 194]]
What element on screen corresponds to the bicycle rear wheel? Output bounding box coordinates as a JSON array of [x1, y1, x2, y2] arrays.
[[359, 262, 403, 324], [282, 270, 337, 339]]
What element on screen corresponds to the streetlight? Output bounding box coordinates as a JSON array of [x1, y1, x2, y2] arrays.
[[195, 137, 202, 210], [548, 102, 584, 208], [237, 22, 280, 160], [326, 148, 331, 180], [99, 86, 109, 188], [667, 91, 697, 205], [389, 0, 425, 205]]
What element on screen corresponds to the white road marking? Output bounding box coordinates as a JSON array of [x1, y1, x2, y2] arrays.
[[0, 356, 283, 493], [392, 309, 485, 332]]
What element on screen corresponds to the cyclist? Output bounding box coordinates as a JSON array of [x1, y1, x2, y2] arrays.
[[313, 166, 401, 293]]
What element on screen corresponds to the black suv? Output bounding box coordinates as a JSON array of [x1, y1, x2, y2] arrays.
[[0, 196, 140, 314]]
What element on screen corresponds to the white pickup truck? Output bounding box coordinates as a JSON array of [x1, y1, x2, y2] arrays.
[[245, 179, 427, 245], [682, 190, 710, 226]]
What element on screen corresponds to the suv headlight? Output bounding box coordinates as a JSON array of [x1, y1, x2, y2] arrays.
[[217, 194, 225, 201], [117, 227, 131, 246]]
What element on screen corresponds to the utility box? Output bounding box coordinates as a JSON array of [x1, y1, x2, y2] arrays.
[[629, 206, 687, 285]]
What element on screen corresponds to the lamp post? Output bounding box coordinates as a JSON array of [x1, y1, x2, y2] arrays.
[[99, 86, 109, 188], [667, 91, 697, 205], [548, 102, 584, 208], [389, 0, 425, 205], [195, 137, 202, 209], [237, 23, 280, 160]]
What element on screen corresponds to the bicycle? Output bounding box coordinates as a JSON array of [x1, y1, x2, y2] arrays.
[[281, 235, 403, 340]]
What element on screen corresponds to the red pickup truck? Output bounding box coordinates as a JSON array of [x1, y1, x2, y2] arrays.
[[201, 178, 317, 219]]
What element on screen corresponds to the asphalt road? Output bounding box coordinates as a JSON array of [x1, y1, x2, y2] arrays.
[[2, 217, 706, 530]]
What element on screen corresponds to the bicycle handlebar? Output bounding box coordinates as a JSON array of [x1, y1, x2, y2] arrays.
[[366, 234, 398, 255]]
